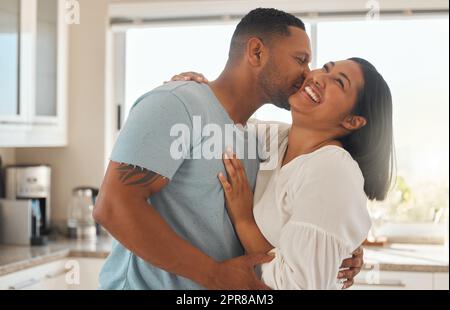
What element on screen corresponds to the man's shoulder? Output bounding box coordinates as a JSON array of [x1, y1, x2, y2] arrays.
[[133, 81, 213, 114], [139, 81, 210, 103]]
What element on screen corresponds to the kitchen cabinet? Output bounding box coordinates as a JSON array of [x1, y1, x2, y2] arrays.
[[0, 0, 68, 147], [35, 0, 58, 119], [0, 0, 20, 119], [0, 258, 105, 290], [433, 273, 449, 290], [351, 270, 445, 290]]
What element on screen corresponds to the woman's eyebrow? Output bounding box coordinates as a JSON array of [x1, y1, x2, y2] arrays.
[[323, 62, 332, 71]]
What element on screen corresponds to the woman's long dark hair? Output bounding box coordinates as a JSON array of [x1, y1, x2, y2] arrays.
[[339, 57, 395, 201]]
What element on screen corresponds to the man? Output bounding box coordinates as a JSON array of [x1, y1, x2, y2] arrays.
[[94, 8, 363, 290]]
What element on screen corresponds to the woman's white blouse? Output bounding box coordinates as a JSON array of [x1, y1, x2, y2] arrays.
[[253, 128, 372, 290]]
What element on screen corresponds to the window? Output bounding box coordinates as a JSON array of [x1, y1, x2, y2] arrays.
[[121, 16, 449, 227], [125, 23, 237, 118], [124, 22, 310, 123], [315, 19, 449, 224]]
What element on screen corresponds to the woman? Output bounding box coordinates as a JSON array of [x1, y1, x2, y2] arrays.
[[171, 58, 394, 289]]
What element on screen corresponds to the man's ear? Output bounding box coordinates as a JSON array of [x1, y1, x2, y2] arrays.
[[246, 37, 265, 67], [341, 115, 367, 131]]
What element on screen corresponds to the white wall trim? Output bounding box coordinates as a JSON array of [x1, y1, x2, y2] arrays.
[[109, 0, 449, 20]]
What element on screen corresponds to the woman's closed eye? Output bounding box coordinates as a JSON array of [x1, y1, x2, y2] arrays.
[[335, 78, 345, 89], [323, 64, 345, 90]]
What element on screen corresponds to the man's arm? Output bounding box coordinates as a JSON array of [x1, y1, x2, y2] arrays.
[[93, 161, 273, 289], [338, 247, 364, 289]]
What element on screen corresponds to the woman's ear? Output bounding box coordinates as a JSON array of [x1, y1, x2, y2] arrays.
[[341, 115, 367, 131]]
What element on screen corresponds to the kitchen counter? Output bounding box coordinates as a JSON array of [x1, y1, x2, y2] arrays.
[[0, 237, 448, 277], [0, 236, 112, 277], [362, 243, 449, 273]]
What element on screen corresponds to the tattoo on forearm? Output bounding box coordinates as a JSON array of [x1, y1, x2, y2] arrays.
[[116, 163, 160, 187]]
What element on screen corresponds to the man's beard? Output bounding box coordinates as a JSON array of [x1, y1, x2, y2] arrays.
[[257, 60, 291, 111], [270, 92, 291, 111]]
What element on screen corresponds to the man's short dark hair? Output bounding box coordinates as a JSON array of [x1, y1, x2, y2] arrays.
[[229, 8, 306, 59]]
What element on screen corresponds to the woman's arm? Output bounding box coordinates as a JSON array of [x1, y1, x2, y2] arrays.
[[233, 221, 274, 255], [218, 150, 274, 254]]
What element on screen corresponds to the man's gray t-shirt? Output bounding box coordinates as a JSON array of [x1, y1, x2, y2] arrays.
[[99, 81, 260, 289]]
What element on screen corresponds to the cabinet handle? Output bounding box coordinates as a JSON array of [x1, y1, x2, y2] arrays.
[[9, 267, 71, 289], [45, 268, 68, 279], [9, 278, 41, 290], [0, 121, 29, 125], [355, 279, 406, 287]]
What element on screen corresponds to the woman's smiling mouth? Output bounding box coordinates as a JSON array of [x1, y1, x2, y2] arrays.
[[300, 83, 322, 105]]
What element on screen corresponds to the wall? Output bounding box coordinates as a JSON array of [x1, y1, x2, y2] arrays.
[[0, 149, 15, 166], [15, 0, 110, 224]]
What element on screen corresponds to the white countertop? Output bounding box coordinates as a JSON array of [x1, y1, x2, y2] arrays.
[[362, 243, 449, 272]]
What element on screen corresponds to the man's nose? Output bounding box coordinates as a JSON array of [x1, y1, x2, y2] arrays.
[[302, 65, 311, 77]]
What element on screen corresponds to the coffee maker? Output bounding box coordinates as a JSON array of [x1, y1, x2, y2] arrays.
[[5, 165, 52, 236]]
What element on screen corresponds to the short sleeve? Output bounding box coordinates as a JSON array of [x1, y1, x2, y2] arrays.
[[260, 147, 371, 290], [110, 91, 192, 180]]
